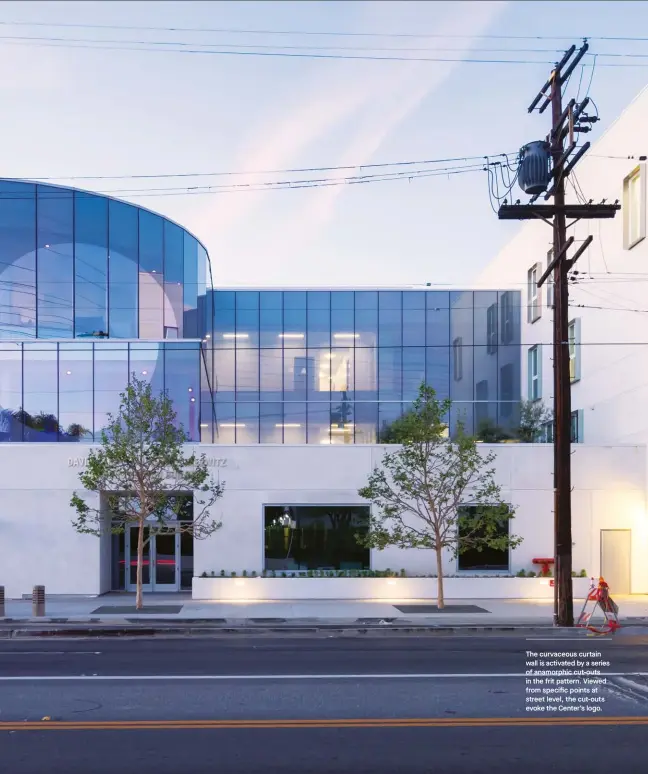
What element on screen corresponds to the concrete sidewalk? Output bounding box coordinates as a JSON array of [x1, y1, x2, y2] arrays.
[[2, 593, 648, 629]]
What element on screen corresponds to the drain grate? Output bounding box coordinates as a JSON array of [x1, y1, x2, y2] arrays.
[[392, 604, 490, 614]]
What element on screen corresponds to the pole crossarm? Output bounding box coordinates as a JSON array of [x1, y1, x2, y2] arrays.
[[497, 203, 620, 221], [537, 237, 574, 288]]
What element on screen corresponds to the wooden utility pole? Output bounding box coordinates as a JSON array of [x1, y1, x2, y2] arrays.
[[497, 41, 619, 626]]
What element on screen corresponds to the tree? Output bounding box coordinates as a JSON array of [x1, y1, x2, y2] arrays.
[[516, 400, 553, 442], [70, 376, 224, 609], [357, 384, 521, 608]]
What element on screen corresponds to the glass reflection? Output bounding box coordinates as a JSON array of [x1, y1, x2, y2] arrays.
[[74, 193, 108, 337]]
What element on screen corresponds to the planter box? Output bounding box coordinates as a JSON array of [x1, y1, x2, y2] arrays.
[[192, 576, 593, 601]]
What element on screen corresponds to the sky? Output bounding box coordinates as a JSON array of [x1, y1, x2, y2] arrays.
[[2, 0, 648, 288]]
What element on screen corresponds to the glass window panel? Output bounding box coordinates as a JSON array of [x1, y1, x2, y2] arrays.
[[235, 306, 259, 348], [331, 308, 354, 343], [283, 306, 306, 347], [473, 291, 498, 347], [426, 347, 450, 399], [93, 343, 128, 439], [138, 210, 163, 274], [330, 397, 354, 445], [0, 182, 36, 339], [307, 308, 330, 348], [354, 402, 377, 444], [283, 291, 307, 310], [354, 348, 377, 400], [307, 402, 331, 445], [164, 344, 200, 441], [355, 291, 377, 310], [260, 402, 283, 443], [308, 291, 330, 310], [236, 291, 259, 310], [403, 291, 425, 309], [451, 291, 473, 347], [378, 402, 404, 443], [58, 343, 93, 441], [451, 403, 474, 437], [37, 186, 73, 338], [308, 349, 330, 399], [379, 291, 402, 310], [330, 347, 353, 400], [260, 291, 282, 309], [108, 200, 138, 338], [214, 306, 236, 348], [378, 348, 402, 400], [283, 402, 306, 443], [355, 308, 377, 348], [164, 281, 183, 339], [331, 291, 353, 310], [235, 348, 259, 401], [214, 290, 235, 309], [23, 343, 58, 441], [426, 291, 450, 346], [236, 402, 259, 444], [74, 193, 108, 337], [200, 402, 214, 443], [183, 233, 198, 338], [214, 349, 235, 401], [137, 211, 163, 339], [260, 349, 283, 399], [215, 402, 236, 444], [402, 347, 426, 401], [0, 344, 23, 441], [284, 348, 308, 401], [129, 343, 164, 395], [402, 308, 425, 346], [197, 244, 207, 322], [378, 307, 402, 347], [260, 307, 283, 347], [163, 220, 183, 283]]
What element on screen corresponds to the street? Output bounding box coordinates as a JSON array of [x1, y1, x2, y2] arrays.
[[0, 632, 647, 773]]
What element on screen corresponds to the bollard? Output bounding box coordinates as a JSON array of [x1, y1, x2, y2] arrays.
[[0, 586, 4, 617], [32, 585, 45, 617]]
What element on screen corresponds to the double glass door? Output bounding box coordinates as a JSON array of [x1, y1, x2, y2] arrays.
[[124, 527, 180, 592]]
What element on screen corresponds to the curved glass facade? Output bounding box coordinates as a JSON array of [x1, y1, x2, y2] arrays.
[[0, 180, 211, 340], [206, 289, 522, 444]]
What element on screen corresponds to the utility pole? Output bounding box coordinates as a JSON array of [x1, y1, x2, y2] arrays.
[[497, 41, 620, 626]]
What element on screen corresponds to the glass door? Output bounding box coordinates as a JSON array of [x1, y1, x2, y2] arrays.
[[126, 526, 153, 593], [124, 527, 180, 592], [153, 530, 180, 591]]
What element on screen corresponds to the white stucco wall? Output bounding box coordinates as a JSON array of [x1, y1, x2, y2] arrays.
[[477, 84, 648, 451], [0, 442, 646, 598]]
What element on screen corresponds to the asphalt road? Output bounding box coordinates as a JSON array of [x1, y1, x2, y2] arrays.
[[1, 633, 647, 774]]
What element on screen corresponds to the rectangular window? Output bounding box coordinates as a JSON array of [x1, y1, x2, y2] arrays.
[[500, 291, 514, 344], [571, 409, 584, 443], [486, 304, 497, 354], [499, 363, 514, 418], [527, 345, 541, 401], [452, 337, 463, 381], [568, 318, 581, 382], [623, 164, 646, 249], [264, 505, 370, 572], [546, 249, 555, 309], [475, 379, 489, 428], [457, 505, 510, 571], [527, 263, 542, 323]]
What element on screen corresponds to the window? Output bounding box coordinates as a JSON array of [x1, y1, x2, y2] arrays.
[[527, 263, 542, 323], [541, 420, 554, 444], [527, 345, 541, 401], [457, 505, 510, 571], [264, 505, 370, 572], [571, 409, 584, 443], [452, 337, 463, 381], [486, 304, 497, 354], [475, 379, 489, 427], [568, 318, 581, 382], [546, 250, 555, 308], [623, 165, 646, 249], [500, 291, 514, 344], [499, 363, 514, 418]]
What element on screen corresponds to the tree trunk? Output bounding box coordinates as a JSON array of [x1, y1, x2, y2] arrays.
[[435, 545, 445, 610], [136, 520, 144, 610]]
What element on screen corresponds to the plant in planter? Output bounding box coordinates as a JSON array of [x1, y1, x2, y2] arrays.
[[358, 384, 521, 609], [220, 569, 225, 577]]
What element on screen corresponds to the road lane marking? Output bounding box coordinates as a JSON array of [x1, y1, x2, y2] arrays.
[[0, 652, 101, 656], [1, 716, 648, 731], [0, 672, 647, 681]]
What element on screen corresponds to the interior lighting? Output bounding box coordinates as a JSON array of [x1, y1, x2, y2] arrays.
[[221, 423, 245, 428], [276, 423, 301, 428], [279, 333, 304, 339], [223, 333, 249, 339], [333, 333, 359, 339]]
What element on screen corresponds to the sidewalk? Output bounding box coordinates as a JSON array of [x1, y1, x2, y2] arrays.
[[2, 593, 648, 633]]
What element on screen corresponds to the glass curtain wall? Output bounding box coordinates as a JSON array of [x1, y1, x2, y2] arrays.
[[207, 289, 521, 444], [0, 181, 208, 343]]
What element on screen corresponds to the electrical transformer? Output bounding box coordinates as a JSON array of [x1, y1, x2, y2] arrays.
[[518, 140, 551, 195]]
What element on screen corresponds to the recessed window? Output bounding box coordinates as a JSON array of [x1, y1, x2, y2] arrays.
[[457, 505, 510, 571], [570, 409, 584, 443], [546, 250, 554, 309], [452, 337, 463, 381], [568, 318, 581, 383], [623, 165, 646, 249], [486, 304, 497, 354], [527, 263, 542, 323], [264, 505, 370, 572], [528, 345, 541, 401]]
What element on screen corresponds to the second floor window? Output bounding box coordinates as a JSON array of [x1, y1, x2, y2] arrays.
[[486, 304, 497, 354], [527, 264, 541, 323], [528, 345, 541, 401], [623, 165, 645, 249], [453, 337, 463, 381], [500, 291, 514, 344], [568, 319, 581, 382]]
